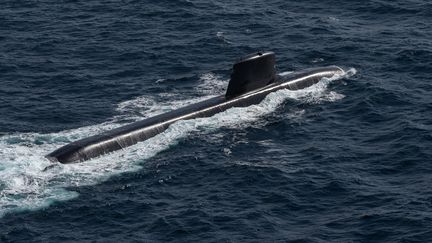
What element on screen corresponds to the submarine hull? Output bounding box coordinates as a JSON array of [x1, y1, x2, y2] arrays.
[[46, 66, 343, 164]]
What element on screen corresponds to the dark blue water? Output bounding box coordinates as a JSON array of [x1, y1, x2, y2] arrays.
[[1, 0, 431, 242]]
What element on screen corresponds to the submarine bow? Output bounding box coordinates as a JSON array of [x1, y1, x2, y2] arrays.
[[46, 52, 343, 163]]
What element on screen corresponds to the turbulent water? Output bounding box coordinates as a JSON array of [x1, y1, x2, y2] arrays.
[[0, 0, 431, 242]]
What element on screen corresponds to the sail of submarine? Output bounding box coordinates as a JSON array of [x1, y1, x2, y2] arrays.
[[46, 51, 344, 164]]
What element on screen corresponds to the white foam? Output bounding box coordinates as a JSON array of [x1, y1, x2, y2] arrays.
[[215, 31, 232, 44], [197, 72, 226, 95], [115, 72, 225, 121], [0, 68, 356, 217], [115, 95, 210, 121]]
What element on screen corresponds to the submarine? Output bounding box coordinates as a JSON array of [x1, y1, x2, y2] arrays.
[[46, 51, 344, 164]]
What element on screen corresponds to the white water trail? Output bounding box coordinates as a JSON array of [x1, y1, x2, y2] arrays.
[[0, 68, 356, 217]]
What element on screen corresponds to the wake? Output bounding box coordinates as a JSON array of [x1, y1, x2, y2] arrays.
[[0, 68, 356, 218]]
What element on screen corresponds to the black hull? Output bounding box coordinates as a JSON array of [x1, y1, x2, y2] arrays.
[[46, 66, 343, 163]]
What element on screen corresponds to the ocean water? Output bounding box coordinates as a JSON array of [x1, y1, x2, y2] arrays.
[[0, 0, 431, 242]]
